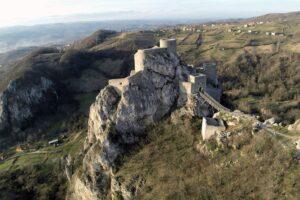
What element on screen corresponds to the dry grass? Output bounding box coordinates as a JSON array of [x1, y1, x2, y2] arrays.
[[244, 44, 275, 54]]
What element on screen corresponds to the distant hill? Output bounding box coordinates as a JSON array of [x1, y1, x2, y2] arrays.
[[71, 30, 116, 49], [0, 20, 181, 54], [0, 47, 38, 66], [246, 11, 300, 22]]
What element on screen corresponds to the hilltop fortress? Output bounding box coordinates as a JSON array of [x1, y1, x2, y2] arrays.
[[69, 39, 225, 200], [109, 38, 222, 110]]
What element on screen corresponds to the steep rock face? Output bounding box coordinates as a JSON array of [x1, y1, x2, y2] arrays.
[[69, 51, 191, 200], [0, 93, 8, 133], [0, 76, 58, 136]]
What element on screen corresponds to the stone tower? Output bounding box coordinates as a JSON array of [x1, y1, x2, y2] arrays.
[[160, 39, 177, 54]]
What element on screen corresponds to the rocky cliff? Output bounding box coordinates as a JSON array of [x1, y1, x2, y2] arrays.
[[0, 75, 58, 137], [67, 48, 213, 200], [0, 30, 157, 145]]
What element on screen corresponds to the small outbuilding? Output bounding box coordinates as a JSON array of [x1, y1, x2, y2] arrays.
[[49, 139, 60, 146], [202, 117, 226, 140]]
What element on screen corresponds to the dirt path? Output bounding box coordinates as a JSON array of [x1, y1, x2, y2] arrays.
[[4, 150, 62, 162]]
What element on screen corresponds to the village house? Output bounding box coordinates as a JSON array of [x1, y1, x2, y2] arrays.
[[271, 32, 285, 37], [49, 138, 60, 147]]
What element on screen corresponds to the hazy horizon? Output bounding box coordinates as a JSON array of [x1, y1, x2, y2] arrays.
[[0, 0, 299, 28]]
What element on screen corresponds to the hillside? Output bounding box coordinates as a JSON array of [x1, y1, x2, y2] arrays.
[[0, 30, 158, 200], [165, 14, 300, 124], [115, 116, 300, 199], [0, 47, 38, 66], [0, 11, 300, 200], [0, 31, 157, 147], [247, 11, 300, 22]]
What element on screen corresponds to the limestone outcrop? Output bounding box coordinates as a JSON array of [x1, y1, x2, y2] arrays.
[[69, 39, 222, 200], [0, 76, 58, 136]]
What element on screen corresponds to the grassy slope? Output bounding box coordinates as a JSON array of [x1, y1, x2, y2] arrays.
[[117, 117, 300, 200]]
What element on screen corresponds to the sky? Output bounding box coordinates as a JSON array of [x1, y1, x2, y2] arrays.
[[0, 0, 299, 27]]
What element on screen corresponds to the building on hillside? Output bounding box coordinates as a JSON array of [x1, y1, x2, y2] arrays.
[[182, 26, 196, 32], [49, 139, 60, 146], [202, 117, 226, 140], [271, 32, 285, 37]]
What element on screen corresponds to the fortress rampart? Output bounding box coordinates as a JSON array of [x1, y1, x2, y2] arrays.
[[109, 38, 220, 104]]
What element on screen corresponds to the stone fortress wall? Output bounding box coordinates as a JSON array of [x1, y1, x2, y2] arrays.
[[107, 38, 224, 142], [109, 38, 221, 100]]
